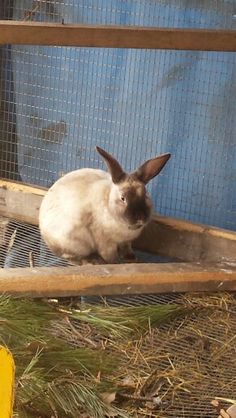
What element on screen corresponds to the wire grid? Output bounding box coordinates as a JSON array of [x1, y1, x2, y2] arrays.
[[1, 218, 174, 268], [0, 10, 235, 227], [0, 2, 235, 265], [0, 5, 235, 417], [2, 0, 236, 28], [0, 1, 235, 232], [0, 1, 235, 269]]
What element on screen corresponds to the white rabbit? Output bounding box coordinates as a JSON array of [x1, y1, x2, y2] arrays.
[[39, 146, 171, 264]]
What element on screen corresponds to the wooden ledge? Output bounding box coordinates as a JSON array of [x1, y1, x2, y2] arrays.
[[0, 178, 236, 263], [0, 21, 235, 51], [0, 263, 235, 298], [134, 215, 236, 263]]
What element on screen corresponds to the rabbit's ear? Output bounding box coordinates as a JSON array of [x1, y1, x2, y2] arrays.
[[96, 146, 126, 184], [134, 153, 171, 184]]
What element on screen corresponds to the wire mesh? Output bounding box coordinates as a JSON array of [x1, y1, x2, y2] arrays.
[[0, 1, 235, 231], [2, 0, 236, 28], [0, 3, 235, 262], [1, 217, 174, 268], [0, 3, 236, 416]]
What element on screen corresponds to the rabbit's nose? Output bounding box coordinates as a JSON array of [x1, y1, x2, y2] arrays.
[[128, 220, 145, 230], [136, 220, 145, 228]]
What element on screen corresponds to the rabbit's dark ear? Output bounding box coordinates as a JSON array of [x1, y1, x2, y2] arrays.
[[96, 146, 126, 184], [134, 153, 171, 184]]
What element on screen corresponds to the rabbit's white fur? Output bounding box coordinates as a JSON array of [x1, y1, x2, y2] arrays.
[[39, 147, 171, 264], [39, 168, 145, 263]]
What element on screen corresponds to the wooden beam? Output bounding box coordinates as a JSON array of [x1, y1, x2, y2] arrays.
[[0, 179, 45, 226], [134, 215, 236, 263], [0, 21, 235, 51], [0, 263, 235, 298], [0, 216, 10, 267], [0, 179, 236, 263], [0, 216, 9, 247]]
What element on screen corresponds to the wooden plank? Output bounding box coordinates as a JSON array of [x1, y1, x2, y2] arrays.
[[0, 216, 9, 247], [0, 21, 235, 51], [134, 215, 236, 263], [0, 179, 236, 263], [0, 216, 10, 267], [0, 262, 235, 298], [0, 179, 46, 226]]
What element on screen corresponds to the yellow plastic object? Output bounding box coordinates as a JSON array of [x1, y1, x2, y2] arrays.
[[0, 346, 15, 418]]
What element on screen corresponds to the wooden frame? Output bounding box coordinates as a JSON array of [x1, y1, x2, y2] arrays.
[[0, 263, 235, 298], [0, 179, 235, 297], [0, 21, 235, 51], [0, 20, 235, 297]]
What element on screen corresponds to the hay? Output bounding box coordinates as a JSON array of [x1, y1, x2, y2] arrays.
[[0, 294, 235, 417], [53, 294, 236, 417]]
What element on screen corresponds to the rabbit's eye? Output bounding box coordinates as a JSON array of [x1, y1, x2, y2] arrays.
[[121, 195, 126, 203]]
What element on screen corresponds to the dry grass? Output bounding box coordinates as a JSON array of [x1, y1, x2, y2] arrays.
[[51, 293, 236, 417], [0, 293, 234, 417]]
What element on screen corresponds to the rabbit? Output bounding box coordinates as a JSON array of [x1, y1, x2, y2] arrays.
[[39, 146, 171, 265]]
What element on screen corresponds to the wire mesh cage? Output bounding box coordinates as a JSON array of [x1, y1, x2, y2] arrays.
[[1, 2, 236, 214], [0, 1, 236, 417], [0, 1, 236, 267]]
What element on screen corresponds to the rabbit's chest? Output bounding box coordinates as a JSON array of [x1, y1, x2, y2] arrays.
[[98, 217, 140, 243]]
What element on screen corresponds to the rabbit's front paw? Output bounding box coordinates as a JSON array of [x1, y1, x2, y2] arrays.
[[98, 244, 119, 264], [118, 242, 138, 263], [80, 254, 105, 265]]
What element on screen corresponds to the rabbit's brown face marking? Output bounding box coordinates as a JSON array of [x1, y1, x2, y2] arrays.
[[117, 181, 152, 227]]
